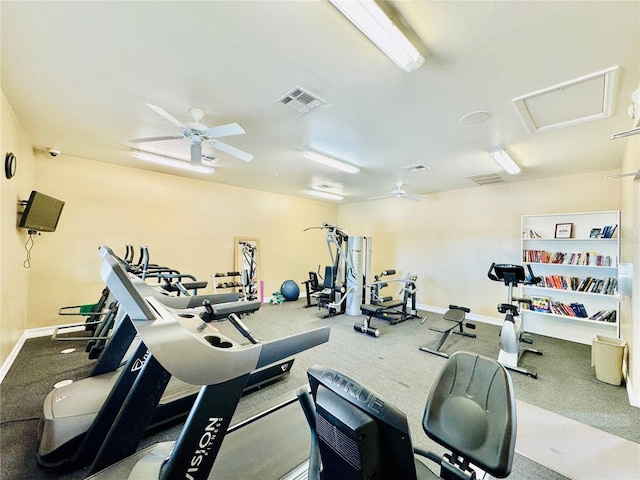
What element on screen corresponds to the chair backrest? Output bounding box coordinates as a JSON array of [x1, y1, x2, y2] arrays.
[[422, 351, 516, 478], [323, 266, 335, 289], [308, 271, 319, 290], [301, 365, 418, 480]]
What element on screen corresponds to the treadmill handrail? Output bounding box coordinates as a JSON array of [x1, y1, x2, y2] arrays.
[[101, 251, 329, 385]]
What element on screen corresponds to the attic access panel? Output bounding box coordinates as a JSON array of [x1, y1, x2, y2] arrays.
[[513, 66, 619, 134]]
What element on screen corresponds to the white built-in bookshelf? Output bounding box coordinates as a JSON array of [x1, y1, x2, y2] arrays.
[[521, 211, 620, 345]]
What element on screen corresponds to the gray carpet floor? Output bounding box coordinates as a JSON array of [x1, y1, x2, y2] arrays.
[[1, 299, 638, 479]]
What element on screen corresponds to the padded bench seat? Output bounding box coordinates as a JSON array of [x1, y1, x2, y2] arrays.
[[361, 300, 405, 315]]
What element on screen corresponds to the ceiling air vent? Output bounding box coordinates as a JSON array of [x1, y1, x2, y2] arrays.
[[401, 163, 430, 173], [278, 87, 325, 113], [467, 173, 505, 186]]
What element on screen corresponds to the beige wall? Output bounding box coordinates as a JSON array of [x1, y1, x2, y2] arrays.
[[619, 134, 640, 405], [23, 153, 338, 331], [1, 91, 36, 365], [1, 86, 638, 408], [338, 172, 621, 320]]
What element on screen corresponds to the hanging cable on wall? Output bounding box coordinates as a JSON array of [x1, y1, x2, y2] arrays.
[[23, 229, 38, 268]]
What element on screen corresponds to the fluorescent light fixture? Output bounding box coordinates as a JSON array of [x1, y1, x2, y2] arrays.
[[329, 0, 424, 72], [489, 148, 521, 175], [610, 126, 640, 139], [307, 189, 344, 201], [131, 150, 214, 174], [304, 150, 360, 174]]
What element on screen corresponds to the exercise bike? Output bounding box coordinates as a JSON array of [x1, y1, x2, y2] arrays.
[[488, 262, 543, 378]]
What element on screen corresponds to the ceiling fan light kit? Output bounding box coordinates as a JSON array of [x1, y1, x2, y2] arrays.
[[130, 104, 253, 165], [328, 0, 424, 72], [304, 150, 360, 174], [489, 148, 521, 175], [131, 150, 214, 174]]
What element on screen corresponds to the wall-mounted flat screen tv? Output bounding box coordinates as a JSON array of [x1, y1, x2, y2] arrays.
[[19, 191, 65, 232]]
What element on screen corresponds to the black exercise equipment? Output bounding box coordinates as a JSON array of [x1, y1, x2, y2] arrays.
[[302, 270, 323, 307], [297, 351, 517, 480], [417, 350, 517, 479], [356, 270, 421, 337], [419, 305, 476, 358], [488, 262, 543, 379], [303, 266, 336, 310]]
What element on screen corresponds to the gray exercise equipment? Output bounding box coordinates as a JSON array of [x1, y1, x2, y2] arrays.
[[86, 250, 330, 479], [37, 247, 291, 470]]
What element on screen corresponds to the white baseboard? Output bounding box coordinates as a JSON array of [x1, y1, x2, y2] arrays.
[[0, 323, 86, 385], [626, 377, 640, 408], [0, 331, 28, 384]]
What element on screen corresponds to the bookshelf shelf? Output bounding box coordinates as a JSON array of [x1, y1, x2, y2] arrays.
[[523, 309, 618, 326], [525, 262, 617, 270], [523, 285, 616, 299], [521, 211, 620, 345]]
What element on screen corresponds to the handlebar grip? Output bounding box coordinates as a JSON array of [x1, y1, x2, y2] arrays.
[[228, 313, 259, 344], [487, 262, 498, 281], [382, 269, 396, 276]]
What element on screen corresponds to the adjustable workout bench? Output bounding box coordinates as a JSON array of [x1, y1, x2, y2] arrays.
[[419, 305, 476, 358]]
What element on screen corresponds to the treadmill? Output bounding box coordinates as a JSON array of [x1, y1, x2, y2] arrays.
[[37, 248, 293, 470], [86, 251, 330, 479]]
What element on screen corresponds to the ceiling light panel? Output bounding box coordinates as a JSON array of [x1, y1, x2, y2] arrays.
[[131, 150, 214, 174], [307, 189, 344, 201], [329, 0, 424, 72], [489, 148, 521, 175], [304, 150, 360, 174]]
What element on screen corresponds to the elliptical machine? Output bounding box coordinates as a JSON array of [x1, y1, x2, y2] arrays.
[[487, 262, 543, 378]]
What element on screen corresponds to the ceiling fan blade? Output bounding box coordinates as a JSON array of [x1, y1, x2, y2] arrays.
[[146, 103, 187, 129], [204, 123, 245, 139], [130, 135, 184, 143], [210, 140, 253, 162], [403, 194, 425, 202], [367, 194, 393, 200], [190, 141, 202, 165]]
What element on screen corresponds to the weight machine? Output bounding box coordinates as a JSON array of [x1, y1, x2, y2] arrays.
[[356, 270, 421, 337], [304, 223, 372, 317]]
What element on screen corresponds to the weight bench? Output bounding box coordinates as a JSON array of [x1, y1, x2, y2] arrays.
[[360, 300, 405, 320], [354, 300, 410, 337], [419, 305, 476, 358]]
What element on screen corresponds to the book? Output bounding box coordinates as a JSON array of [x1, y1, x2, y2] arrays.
[[601, 224, 618, 238], [531, 296, 550, 312]]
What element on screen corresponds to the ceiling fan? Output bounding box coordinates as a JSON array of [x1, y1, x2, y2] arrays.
[[368, 181, 428, 202], [130, 104, 253, 164]]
